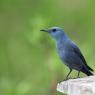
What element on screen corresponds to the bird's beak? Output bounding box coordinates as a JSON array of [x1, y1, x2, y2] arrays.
[[40, 29, 49, 32]]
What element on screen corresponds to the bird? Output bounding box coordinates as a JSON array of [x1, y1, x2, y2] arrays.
[[40, 27, 94, 79]]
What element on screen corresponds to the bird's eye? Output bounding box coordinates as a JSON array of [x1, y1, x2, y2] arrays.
[[52, 29, 56, 32]]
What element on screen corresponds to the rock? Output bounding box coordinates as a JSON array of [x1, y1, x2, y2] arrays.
[[57, 76, 95, 95]]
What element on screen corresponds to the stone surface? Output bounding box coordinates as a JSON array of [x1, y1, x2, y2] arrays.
[[57, 76, 95, 95]]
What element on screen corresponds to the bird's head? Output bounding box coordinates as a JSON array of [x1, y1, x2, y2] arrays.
[[40, 27, 66, 40]]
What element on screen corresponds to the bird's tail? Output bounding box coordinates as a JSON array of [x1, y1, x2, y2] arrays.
[[81, 66, 93, 76], [87, 65, 94, 71]]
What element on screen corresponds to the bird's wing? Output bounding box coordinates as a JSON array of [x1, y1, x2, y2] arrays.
[[71, 42, 93, 71]]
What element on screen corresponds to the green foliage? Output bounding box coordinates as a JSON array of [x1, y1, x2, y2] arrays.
[[0, 0, 95, 95]]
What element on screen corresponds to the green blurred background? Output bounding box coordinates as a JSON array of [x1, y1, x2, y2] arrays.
[[0, 0, 95, 95]]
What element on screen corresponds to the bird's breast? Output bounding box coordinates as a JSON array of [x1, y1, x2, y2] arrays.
[[56, 43, 64, 52], [56, 47, 65, 59]]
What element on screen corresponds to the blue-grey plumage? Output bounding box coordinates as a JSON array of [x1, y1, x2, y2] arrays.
[[41, 27, 93, 79]]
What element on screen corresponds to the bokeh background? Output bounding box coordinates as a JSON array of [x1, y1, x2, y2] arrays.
[[0, 0, 95, 95]]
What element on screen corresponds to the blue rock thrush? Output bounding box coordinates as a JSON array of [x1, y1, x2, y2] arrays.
[[40, 27, 93, 79]]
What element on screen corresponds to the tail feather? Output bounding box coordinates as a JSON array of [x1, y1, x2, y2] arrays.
[[86, 65, 94, 71], [81, 67, 93, 76]]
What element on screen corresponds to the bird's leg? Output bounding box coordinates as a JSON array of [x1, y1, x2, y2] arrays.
[[65, 68, 72, 80], [77, 71, 80, 78]]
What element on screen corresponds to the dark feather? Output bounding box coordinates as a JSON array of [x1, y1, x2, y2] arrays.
[[72, 43, 93, 71]]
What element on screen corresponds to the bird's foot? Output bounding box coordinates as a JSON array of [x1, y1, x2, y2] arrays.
[[77, 76, 80, 78], [71, 77, 80, 79], [63, 77, 72, 81], [63, 77, 80, 81]]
